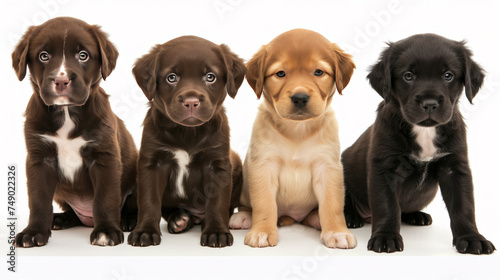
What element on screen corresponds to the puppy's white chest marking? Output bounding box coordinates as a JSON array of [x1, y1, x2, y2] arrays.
[[172, 149, 190, 199], [412, 125, 438, 162], [40, 107, 87, 183]]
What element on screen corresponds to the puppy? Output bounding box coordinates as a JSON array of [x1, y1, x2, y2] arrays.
[[342, 33, 496, 254], [128, 36, 245, 247], [12, 17, 138, 247], [229, 29, 357, 248]]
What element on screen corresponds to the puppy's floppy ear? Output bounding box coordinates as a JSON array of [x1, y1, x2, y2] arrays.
[[133, 45, 161, 101], [246, 45, 267, 99], [457, 41, 485, 104], [219, 44, 246, 99], [89, 25, 119, 80], [12, 26, 36, 81], [368, 43, 393, 103], [330, 44, 355, 95]]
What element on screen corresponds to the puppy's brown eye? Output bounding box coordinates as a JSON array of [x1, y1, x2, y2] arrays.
[[167, 73, 178, 84], [205, 72, 216, 83], [444, 72, 453, 81], [403, 72, 414, 81], [78, 51, 89, 62], [276, 71, 286, 78], [314, 69, 324, 76], [39, 51, 50, 62]]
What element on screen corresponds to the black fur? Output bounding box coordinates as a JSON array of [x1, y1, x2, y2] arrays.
[[342, 34, 495, 254]]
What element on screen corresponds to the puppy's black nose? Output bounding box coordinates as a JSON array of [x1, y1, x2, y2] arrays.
[[54, 76, 70, 94], [183, 97, 200, 112], [291, 93, 310, 108], [421, 99, 439, 113]]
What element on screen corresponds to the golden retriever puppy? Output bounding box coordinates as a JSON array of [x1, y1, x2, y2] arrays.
[[229, 29, 357, 248]]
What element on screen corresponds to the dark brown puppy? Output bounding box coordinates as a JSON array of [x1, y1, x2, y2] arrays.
[[12, 17, 138, 247], [342, 34, 495, 254], [128, 36, 245, 247]]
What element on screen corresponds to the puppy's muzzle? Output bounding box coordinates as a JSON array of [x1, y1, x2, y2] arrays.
[[291, 93, 310, 108]]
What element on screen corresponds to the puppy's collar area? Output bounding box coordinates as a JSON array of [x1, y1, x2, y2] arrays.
[[410, 125, 451, 162]]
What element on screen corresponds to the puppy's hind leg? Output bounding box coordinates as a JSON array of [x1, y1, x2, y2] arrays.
[[344, 191, 365, 228], [229, 208, 252, 229], [401, 211, 432, 226], [53, 209, 83, 230], [167, 209, 194, 234], [278, 216, 296, 227], [301, 210, 320, 230], [120, 189, 138, 232]]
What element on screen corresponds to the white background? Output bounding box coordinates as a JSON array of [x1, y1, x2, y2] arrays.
[[1, 0, 499, 279]]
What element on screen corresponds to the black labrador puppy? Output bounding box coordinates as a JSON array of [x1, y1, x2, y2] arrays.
[[128, 36, 245, 247], [342, 33, 495, 254]]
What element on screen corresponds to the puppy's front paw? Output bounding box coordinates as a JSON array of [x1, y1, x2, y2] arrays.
[[201, 230, 234, 248], [454, 233, 496, 255], [368, 232, 404, 253], [321, 231, 357, 249], [15, 230, 51, 248], [229, 211, 252, 229], [90, 227, 123, 246], [127, 228, 161, 247], [244, 226, 278, 248]]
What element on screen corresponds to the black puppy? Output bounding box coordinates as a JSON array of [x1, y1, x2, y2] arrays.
[[342, 34, 495, 254], [128, 36, 245, 247]]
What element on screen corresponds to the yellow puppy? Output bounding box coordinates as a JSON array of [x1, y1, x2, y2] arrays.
[[229, 29, 357, 248]]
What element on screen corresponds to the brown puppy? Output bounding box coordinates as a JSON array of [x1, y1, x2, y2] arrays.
[[12, 17, 138, 247], [128, 36, 245, 247], [229, 29, 357, 248]]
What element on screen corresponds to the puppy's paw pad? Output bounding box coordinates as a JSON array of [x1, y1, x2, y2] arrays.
[[244, 228, 278, 248], [229, 211, 252, 229], [321, 231, 357, 249], [167, 211, 193, 234], [401, 211, 432, 226], [127, 229, 161, 247], [90, 228, 123, 246]]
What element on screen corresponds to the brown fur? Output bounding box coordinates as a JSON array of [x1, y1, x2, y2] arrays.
[[127, 36, 245, 248], [229, 29, 357, 248], [12, 17, 137, 247]]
